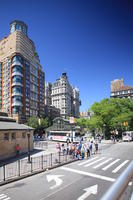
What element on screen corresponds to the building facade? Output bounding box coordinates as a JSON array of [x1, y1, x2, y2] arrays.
[[51, 73, 81, 118], [0, 20, 45, 123], [80, 111, 92, 119], [110, 79, 133, 99], [45, 82, 60, 119], [45, 82, 52, 107], [0, 111, 33, 161]]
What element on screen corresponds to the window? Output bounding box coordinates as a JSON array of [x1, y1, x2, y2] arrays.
[[22, 132, 26, 138], [16, 24, 21, 30], [11, 132, 16, 140], [11, 25, 15, 33], [4, 133, 9, 140]]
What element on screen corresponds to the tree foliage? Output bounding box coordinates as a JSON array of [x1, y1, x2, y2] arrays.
[[89, 98, 133, 138], [27, 116, 52, 134], [77, 98, 133, 139]]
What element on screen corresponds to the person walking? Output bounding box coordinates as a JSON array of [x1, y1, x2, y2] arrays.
[[81, 146, 85, 159], [89, 141, 93, 155], [16, 144, 20, 156], [94, 140, 98, 154]]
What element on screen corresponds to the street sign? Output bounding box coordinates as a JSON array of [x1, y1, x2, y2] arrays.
[[69, 117, 75, 124], [46, 175, 64, 189], [77, 185, 98, 200]]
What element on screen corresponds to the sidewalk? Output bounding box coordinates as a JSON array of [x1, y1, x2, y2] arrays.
[[0, 150, 76, 186], [101, 139, 112, 144], [0, 141, 56, 167]]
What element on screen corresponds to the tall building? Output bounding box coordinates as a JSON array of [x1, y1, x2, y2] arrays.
[[110, 79, 133, 99], [73, 88, 81, 118], [45, 82, 60, 119], [51, 73, 81, 118], [45, 82, 52, 106], [0, 20, 45, 122]]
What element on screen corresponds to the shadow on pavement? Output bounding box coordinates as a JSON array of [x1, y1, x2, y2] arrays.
[[0, 149, 44, 167]]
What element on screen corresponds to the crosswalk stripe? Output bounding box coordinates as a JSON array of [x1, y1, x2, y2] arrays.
[[85, 157, 105, 167], [78, 157, 98, 166], [0, 195, 4, 197], [4, 198, 10, 200], [102, 159, 120, 171], [0, 195, 7, 199], [112, 160, 129, 173], [93, 158, 113, 169]]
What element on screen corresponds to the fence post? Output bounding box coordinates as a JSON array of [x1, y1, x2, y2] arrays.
[[18, 160, 20, 177], [41, 155, 43, 170], [65, 152, 67, 162], [3, 165, 6, 181], [31, 157, 33, 173], [51, 153, 52, 167], [59, 152, 61, 164]]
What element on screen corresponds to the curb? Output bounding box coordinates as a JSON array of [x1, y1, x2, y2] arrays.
[[0, 158, 78, 187]]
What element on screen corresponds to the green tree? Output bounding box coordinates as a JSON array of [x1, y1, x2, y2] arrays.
[[88, 98, 133, 138], [27, 116, 38, 129]]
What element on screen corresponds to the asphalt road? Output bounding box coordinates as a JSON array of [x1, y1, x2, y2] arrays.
[[0, 141, 133, 200]]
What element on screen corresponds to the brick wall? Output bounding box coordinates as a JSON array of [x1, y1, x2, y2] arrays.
[[0, 130, 33, 161]]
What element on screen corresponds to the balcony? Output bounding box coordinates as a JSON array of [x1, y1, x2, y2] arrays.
[[12, 61, 23, 67], [12, 82, 23, 87], [12, 92, 23, 97], [12, 101, 23, 107], [12, 71, 23, 77]]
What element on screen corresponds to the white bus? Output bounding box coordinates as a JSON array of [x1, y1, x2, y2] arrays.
[[122, 131, 133, 142], [48, 130, 81, 143]]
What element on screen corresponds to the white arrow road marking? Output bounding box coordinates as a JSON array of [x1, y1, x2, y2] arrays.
[[61, 166, 115, 182], [77, 185, 98, 200], [47, 175, 64, 189]]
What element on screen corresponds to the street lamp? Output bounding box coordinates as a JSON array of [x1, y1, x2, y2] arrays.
[[27, 128, 31, 163]]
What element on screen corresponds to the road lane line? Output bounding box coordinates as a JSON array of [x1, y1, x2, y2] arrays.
[[0, 195, 7, 199], [102, 159, 120, 171], [85, 157, 105, 167], [93, 158, 113, 169], [112, 160, 129, 173], [78, 157, 98, 166], [61, 166, 115, 182]]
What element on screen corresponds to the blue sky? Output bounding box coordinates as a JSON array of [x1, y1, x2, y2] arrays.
[[0, 0, 133, 111]]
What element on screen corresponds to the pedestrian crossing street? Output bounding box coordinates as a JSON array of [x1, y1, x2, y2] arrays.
[[78, 156, 130, 174], [0, 194, 11, 200]]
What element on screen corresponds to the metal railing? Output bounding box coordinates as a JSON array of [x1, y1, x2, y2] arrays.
[[34, 141, 48, 149], [0, 152, 76, 184], [101, 161, 133, 200]]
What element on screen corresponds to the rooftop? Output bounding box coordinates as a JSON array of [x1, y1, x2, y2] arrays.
[[0, 111, 33, 130]]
